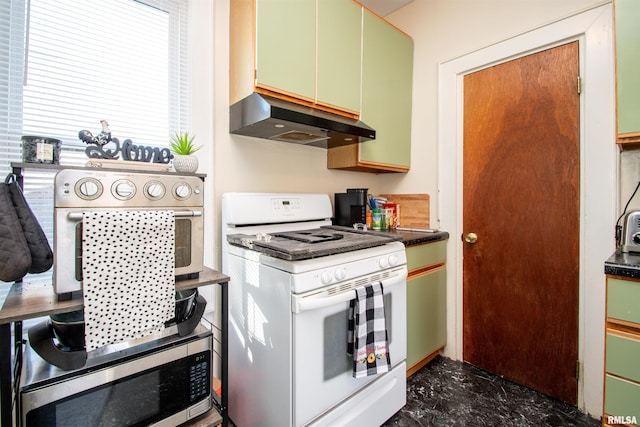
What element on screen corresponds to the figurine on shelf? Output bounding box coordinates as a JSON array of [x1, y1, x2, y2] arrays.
[[79, 120, 114, 146], [78, 120, 172, 164]]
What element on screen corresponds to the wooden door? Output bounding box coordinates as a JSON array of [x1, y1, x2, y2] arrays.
[[462, 42, 580, 404]]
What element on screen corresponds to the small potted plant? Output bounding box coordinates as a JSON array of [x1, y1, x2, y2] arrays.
[[170, 131, 201, 173]]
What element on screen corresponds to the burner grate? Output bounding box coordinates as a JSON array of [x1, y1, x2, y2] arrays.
[[273, 231, 344, 244]]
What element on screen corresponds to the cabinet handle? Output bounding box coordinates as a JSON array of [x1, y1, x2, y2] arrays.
[[67, 210, 201, 220]]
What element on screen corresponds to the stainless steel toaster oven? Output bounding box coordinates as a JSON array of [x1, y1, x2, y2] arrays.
[[621, 210, 640, 253], [53, 169, 204, 295]]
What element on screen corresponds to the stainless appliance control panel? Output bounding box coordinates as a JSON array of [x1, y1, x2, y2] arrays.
[[54, 169, 203, 208]]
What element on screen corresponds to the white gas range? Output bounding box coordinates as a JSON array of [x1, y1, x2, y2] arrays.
[[221, 193, 407, 427]]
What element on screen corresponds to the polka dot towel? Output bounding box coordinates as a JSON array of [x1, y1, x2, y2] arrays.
[[82, 210, 176, 351]]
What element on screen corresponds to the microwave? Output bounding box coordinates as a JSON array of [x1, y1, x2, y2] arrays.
[[20, 328, 213, 427]]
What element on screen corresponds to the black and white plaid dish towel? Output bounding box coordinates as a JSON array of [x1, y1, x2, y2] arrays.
[[347, 282, 391, 378]]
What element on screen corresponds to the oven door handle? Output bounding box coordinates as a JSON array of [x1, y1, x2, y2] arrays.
[[67, 210, 202, 220], [292, 269, 407, 313]]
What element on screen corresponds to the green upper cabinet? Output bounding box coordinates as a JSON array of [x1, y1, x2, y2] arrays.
[[231, 0, 414, 173], [317, 0, 362, 114], [232, 0, 362, 115], [328, 10, 413, 173], [360, 11, 413, 168], [615, 0, 640, 145], [255, 0, 316, 102]]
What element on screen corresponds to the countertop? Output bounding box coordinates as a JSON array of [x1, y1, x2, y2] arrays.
[[227, 226, 449, 260], [604, 249, 640, 280], [391, 229, 450, 247], [328, 226, 449, 247]]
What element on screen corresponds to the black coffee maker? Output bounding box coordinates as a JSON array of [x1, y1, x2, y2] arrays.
[[334, 188, 368, 227]]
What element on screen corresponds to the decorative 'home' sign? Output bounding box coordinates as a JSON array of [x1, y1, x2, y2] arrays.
[[78, 120, 173, 164]]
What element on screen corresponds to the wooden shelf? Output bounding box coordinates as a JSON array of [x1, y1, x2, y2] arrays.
[[10, 162, 206, 179], [0, 266, 229, 325]]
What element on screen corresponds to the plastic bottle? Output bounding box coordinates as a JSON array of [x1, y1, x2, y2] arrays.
[[372, 208, 382, 230]]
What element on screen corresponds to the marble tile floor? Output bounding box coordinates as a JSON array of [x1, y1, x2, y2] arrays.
[[383, 356, 600, 427]]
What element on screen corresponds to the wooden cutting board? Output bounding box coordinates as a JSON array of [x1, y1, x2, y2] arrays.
[[379, 194, 430, 228]]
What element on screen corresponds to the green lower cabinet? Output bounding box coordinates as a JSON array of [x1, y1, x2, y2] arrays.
[[604, 375, 640, 425], [604, 276, 640, 426], [608, 278, 640, 324], [606, 333, 640, 383], [406, 267, 446, 370], [406, 241, 446, 272]]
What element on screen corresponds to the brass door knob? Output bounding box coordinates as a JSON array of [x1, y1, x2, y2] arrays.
[[464, 232, 478, 244]]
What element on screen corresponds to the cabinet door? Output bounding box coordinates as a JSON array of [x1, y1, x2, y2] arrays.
[[406, 240, 446, 272], [616, 0, 640, 137], [360, 11, 413, 168], [606, 332, 640, 383], [406, 267, 446, 369], [316, 0, 362, 114], [608, 278, 640, 325], [255, 0, 315, 101], [604, 375, 640, 424]]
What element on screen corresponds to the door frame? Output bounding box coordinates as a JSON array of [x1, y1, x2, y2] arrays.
[[437, 4, 616, 417]]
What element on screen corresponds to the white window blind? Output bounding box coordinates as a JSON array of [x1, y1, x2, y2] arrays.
[[0, 0, 191, 261]]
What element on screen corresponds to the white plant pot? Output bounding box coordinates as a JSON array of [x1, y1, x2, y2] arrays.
[[173, 154, 198, 173]]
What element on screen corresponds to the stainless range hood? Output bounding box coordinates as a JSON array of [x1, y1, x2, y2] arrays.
[[230, 93, 375, 148]]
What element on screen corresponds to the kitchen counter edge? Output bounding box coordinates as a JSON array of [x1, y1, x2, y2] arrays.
[[395, 230, 450, 247], [604, 249, 640, 280], [329, 227, 450, 246]]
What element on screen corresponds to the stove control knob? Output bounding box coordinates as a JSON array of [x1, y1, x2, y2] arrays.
[[75, 178, 103, 200], [173, 182, 192, 200], [112, 180, 136, 200], [321, 271, 333, 285], [379, 257, 389, 269], [335, 268, 347, 281], [388, 254, 399, 266], [144, 181, 165, 200]]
